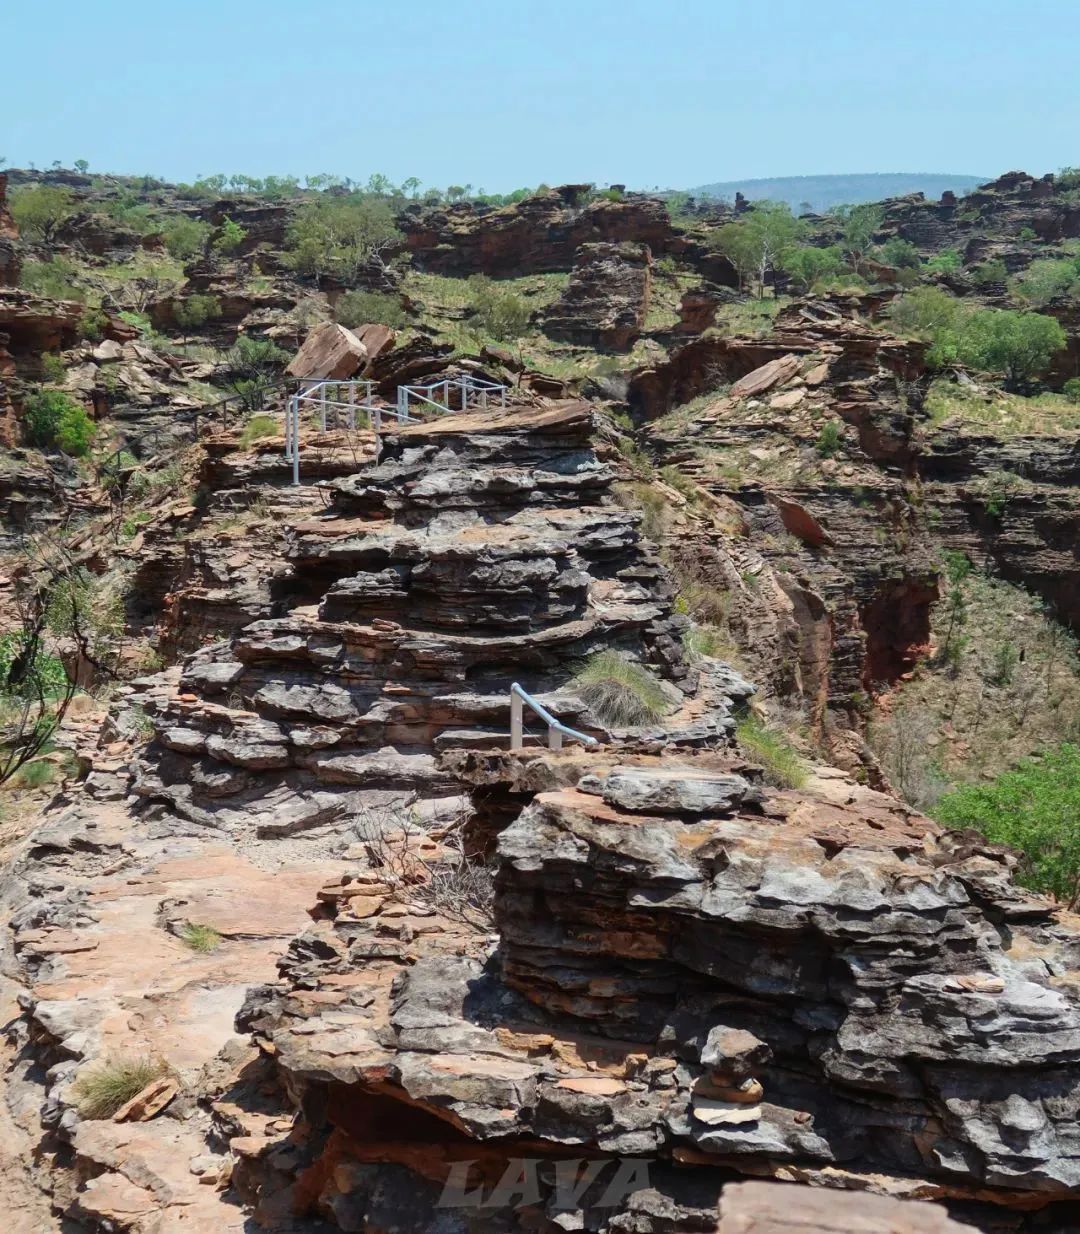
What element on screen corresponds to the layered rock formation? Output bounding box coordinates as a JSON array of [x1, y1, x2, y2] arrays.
[[401, 185, 676, 276], [542, 242, 652, 352], [0, 173, 19, 287], [132, 399, 738, 837], [232, 753, 1080, 1232]]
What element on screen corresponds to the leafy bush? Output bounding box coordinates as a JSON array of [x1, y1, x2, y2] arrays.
[[41, 354, 66, 383], [19, 257, 85, 301], [575, 650, 669, 727], [815, 420, 843, 457], [180, 923, 222, 952], [971, 259, 1008, 287], [172, 293, 221, 339], [736, 714, 807, 789], [284, 195, 401, 282], [1063, 378, 1080, 404], [212, 215, 247, 254], [959, 309, 1066, 389], [935, 745, 1080, 906], [0, 633, 68, 700], [162, 216, 211, 260], [782, 244, 845, 291], [1012, 256, 1080, 306], [468, 275, 531, 340], [73, 1056, 170, 1120], [227, 334, 289, 382], [11, 185, 75, 241], [23, 390, 95, 455], [78, 306, 110, 341], [335, 289, 406, 329], [926, 248, 961, 273], [877, 237, 922, 269]]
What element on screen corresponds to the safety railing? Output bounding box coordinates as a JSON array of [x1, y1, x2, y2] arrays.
[[397, 375, 507, 421], [284, 379, 402, 485], [509, 682, 598, 751]]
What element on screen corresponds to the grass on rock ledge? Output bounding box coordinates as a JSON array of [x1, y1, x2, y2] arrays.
[[736, 713, 808, 789], [575, 650, 669, 728], [73, 1055, 171, 1120]]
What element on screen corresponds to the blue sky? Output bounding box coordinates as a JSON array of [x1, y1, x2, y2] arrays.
[[4, 0, 1077, 191]]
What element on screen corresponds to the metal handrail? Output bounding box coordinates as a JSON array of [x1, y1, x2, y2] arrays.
[[509, 682, 598, 751], [397, 375, 508, 420]]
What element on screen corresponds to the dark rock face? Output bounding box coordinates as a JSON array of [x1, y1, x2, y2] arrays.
[[400, 186, 677, 277], [542, 242, 652, 352], [920, 428, 1080, 631], [0, 173, 19, 286]]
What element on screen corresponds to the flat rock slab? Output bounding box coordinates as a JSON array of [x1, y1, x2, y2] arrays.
[[581, 764, 751, 815], [717, 1180, 977, 1233]]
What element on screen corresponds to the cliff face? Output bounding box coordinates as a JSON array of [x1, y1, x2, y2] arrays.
[[0, 173, 19, 286], [400, 185, 678, 277]]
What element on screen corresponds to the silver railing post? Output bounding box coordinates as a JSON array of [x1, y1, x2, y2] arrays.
[[319, 383, 327, 433], [291, 395, 300, 486], [348, 382, 356, 430], [510, 689, 524, 751], [548, 725, 563, 751]]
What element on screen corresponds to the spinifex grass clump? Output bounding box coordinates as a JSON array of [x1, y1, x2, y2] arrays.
[[575, 650, 669, 728], [73, 1056, 170, 1119], [736, 714, 808, 789], [180, 922, 223, 953]]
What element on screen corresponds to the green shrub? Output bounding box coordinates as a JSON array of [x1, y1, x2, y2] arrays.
[[19, 257, 85, 301], [971, 259, 1008, 287], [180, 923, 222, 953], [11, 185, 75, 241], [926, 249, 961, 273], [78, 306, 110, 341], [1019, 226, 1037, 242], [172, 293, 221, 339], [212, 215, 247, 253], [239, 414, 279, 447], [877, 237, 922, 269], [335, 289, 406, 329], [23, 390, 95, 455], [468, 275, 531, 340], [958, 309, 1066, 390], [736, 714, 807, 789], [73, 1056, 171, 1120], [575, 650, 669, 728], [41, 354, 66, 383], [815, 420, 843, 457], [0, 633, 68, 701], [683, 625, 729, 661], [934, 744, 1080, 906], [1063, 378, 1080, 404], [162, 216, 211, 260]]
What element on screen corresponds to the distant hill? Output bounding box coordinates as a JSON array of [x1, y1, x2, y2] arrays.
[[687, 173, 988, 213]]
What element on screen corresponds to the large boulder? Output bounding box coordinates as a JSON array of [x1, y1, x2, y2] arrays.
[[287, 321, 367, 380]]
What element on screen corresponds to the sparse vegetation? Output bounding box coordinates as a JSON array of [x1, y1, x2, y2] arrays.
[[335, 289, 407, 329], [180, 923, 223, 952], [239, 414, 279, 448], [736, 713, 807, 788], [575, 650, 669, 727], [73, 1055, 170, 1120], [815, 420, 843, 456]]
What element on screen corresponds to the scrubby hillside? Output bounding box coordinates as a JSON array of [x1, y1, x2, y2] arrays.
[[686, 171, 987, 212], [1, 162, 1080, 1233]]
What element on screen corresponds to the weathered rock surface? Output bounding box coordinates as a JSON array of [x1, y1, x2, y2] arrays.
[[542, 242, 652, 352], [401, 184, 676, 277]]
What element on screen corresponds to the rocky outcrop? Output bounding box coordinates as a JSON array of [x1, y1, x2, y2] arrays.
[[132, 400, 740, 837], [401, 186, 677, 277], [542, 242, 652, 352], [231, 753, 1080, 1232], [0, 173, 19, 287]]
